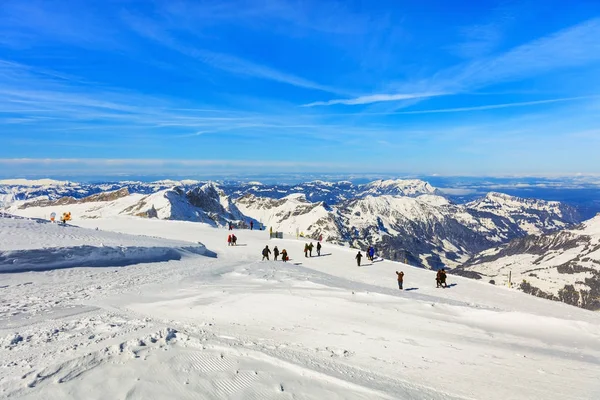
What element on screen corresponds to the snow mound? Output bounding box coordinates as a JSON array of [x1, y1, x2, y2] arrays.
[[0, 216, 211, 273]]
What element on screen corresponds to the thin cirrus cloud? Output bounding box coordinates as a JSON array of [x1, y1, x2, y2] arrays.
[[302, 92, 446, 107], [392, 96, 600, 115]]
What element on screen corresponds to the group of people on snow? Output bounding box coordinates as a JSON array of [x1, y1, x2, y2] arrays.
[[263, 245, 288, 262], [303, 242, 322, 257], [366, 246, 376, 261], [227, 234, 238, 246], [355, 246, 377, 266], [257, 237, 450, 291]]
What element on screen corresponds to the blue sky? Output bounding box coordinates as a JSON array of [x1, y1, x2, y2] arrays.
[[1, 0, 600, 178]]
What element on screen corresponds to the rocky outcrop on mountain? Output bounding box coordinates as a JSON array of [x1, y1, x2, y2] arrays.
[[120, 185, 244, 226], [466, 192, 579, 235]]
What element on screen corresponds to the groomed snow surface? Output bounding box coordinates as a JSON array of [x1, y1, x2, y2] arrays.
[[1, 215, 599, 400]]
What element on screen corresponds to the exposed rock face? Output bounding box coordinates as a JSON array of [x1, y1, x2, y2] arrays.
[[18, 188, 130, 209], [458, 214, 600, 310]]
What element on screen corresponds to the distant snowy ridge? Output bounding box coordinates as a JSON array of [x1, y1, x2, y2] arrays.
[[0, 178, 72, 186]]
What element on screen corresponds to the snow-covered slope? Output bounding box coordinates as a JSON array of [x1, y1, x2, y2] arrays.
[[0, 215, 210, 273], [458, 214, 600, 310], [0, 216, 599, 400]]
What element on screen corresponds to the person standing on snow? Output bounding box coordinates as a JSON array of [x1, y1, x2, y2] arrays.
[[262, 245, 271, 261], [231, 234, 237, 246], [229, 222, 233, 230], [369, 246, 375, 261], [273, 246, 280, 260], [440, 269, 448, 288], [308, 242, 314, 257], [304, 243, 309, 258], [396, 271, 404, 290], [356, 251, 363, 266], [250, 221, 254, 230], [316, 242, 322, 256], [227, 235, 232, 246], [281, 249, 288, 262]]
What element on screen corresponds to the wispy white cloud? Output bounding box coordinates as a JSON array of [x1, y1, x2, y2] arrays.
[[302, 92, 445, 107], [306, 18, 600, 109], [442, 17, 600, 92]]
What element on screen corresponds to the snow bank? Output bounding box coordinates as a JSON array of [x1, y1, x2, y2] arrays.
[[0, 215, 212, 272]]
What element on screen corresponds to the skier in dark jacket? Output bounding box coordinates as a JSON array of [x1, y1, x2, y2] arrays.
[[368, 246, 375, 261], [231, 234, 237, 245], [262, 245, 271, 261], [316, 242, 322, 256], [250, 221, 254, 230], [356, 251, 363, 266], [273, 246, 280, 260]]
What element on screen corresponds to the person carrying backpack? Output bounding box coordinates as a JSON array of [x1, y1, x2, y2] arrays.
[[273, 246, 280, 260], [396, 271, 404, 290], [355, 251, 363, 266], [262, 245, 271, 261], [316, 242, 321, 256]]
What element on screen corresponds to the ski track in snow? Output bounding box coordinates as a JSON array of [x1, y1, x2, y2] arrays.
[[0, 215, 599, 399]]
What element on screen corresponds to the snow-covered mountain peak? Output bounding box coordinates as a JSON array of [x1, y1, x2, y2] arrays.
[[360, 179, 438, 197], [284, 193, 308, 202]]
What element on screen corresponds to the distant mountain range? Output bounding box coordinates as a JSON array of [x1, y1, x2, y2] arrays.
[[2, 178, 580, 271]]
